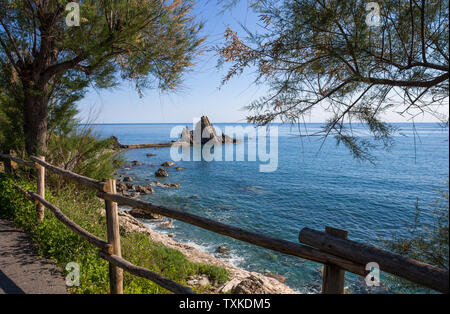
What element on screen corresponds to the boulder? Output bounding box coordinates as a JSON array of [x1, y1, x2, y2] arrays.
[[131, 160, 141, 166], [109, 136, 121, 150], [231, 275, 268, 294], [186, 275, 211, 287], [218, 278, 241, 293], [175, 167, 184, 171], [129, 208, 162, 220], [180, 126, 193, 144], [123, 176, 133, 182], [159, 219, 174, 229], [135, 185, 154, 195], [155, 168, 169, 177], [163, 183, 180, 188], [178, 116, 238, 145], [116, 183, 127, 192], [125, 183, 135, 190], [129, 192, 140, 198], [193, 116, 221, 145], [146, 153, 156, 157], [216, 246, 231, 254], [161, 161, 175, 167], [262, 271, 286, 284]]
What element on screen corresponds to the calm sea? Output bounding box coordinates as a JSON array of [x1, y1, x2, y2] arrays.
[[92, 123, 449, 293]]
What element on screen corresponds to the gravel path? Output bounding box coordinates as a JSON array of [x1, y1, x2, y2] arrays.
[[0, 218, 68, 294]]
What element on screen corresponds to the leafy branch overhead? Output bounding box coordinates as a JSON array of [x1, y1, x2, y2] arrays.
[[0, 0, 205, 155], [218, 0, 449, 161]]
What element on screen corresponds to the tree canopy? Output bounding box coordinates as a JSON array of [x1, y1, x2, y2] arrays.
[[0, 0, 204, 155], [218, 0, 449, 161]]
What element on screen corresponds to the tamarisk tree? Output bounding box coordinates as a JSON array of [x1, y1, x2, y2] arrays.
[[0, 0, 204, 155], [218, 0, 449, 161]]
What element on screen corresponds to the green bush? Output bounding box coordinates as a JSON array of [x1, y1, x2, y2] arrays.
[[384, 185, 449, 293], [0, 173, 228, 294]]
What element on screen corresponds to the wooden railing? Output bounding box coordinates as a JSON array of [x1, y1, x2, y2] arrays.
[[0, 153, 448, 294]]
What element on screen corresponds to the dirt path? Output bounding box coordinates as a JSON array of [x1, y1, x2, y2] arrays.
[[0, 218, 68, 294]]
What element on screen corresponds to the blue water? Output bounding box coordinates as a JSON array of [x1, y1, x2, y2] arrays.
[[92, 123, 449, 293]]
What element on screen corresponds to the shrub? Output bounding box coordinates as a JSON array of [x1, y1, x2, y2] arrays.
[[384, 185, 449, 293], [0, 174, 228, 294]]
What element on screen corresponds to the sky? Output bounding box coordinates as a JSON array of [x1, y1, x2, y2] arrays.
[[76, 1, 446, 124]]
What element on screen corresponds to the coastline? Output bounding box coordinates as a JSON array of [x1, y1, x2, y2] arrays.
[[114, 208, 297, 294]]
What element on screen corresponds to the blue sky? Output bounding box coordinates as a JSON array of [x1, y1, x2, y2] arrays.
[[77, 1, 444, 124]]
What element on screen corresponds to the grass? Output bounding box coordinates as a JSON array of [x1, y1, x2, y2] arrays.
[[0, 173, 228, 294]]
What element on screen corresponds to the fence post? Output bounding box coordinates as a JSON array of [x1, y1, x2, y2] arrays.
[[104, 178, 123, 294], [1, 151, 12, 173], [322, 226, 348, 294], [35, 156, 45, 223]]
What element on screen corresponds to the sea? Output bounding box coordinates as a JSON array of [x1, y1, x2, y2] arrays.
[[92, 122, 449, 293]]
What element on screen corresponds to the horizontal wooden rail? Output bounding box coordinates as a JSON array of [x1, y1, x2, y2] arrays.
[[0, 153, 34, 167], [98, 252, 195, 294], [4, 152, 448, 293], [299, 228, 449, 294], [15, 184, 192, 294], [30, 156, 106, 191], [97, 191, 368, 276], [15, 185, 113, 254]]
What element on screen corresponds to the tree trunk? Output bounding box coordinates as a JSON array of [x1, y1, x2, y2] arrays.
[[23, 92, 49, 156]]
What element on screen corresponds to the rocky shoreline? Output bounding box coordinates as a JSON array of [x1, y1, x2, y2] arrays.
[[108, 208, 296, 294], [110, 115, 295, 293]]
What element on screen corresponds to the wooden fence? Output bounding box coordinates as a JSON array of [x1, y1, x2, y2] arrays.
[[0, 153, 448, 294]]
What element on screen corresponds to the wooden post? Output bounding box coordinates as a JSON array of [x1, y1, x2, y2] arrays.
[[35, 156, 45, 223], [104, 178, 123, 294], [322, 226, 348, 294]]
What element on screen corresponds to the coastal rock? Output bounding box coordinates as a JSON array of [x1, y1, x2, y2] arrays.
[[123, 176, 133, 182], [263, 271, 286, 284], [109, 136, 121, 150], [155, 168, 169, 177], [158, 219, 174, 229], [232, 275, 268, 294], [116, 183, 127, 192], [151, 181, 180, 188], [187, 275, 211, 287], [175, 167, 184, 171], [177, 116, 239, 145], [180, 126, 193, 144], [218, 278, 242, 293], [193, 116, 221, 145], [115, 211, 296, 294], [129, 208, 162, 220], [146, 153, 156, 157], [168, 233, 175, 238], [216, 246, 231, 254], [135, 185, 154, 195], [163, 183, 180, 188], [125, 183, 135, 190], [161, 161, 175, 167], [125, 192, 140, 198], [131, 160, 141, 166]]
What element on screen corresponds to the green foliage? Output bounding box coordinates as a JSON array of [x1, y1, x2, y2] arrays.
[[384, 185, 449, 293], [46, 125, 124, 184], [218, 0, 449, 162], [0, 0, 204, 155], [0, 174, 229, 294]]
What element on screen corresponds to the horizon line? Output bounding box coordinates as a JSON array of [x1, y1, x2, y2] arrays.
[[82, 121, 445, 125]]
